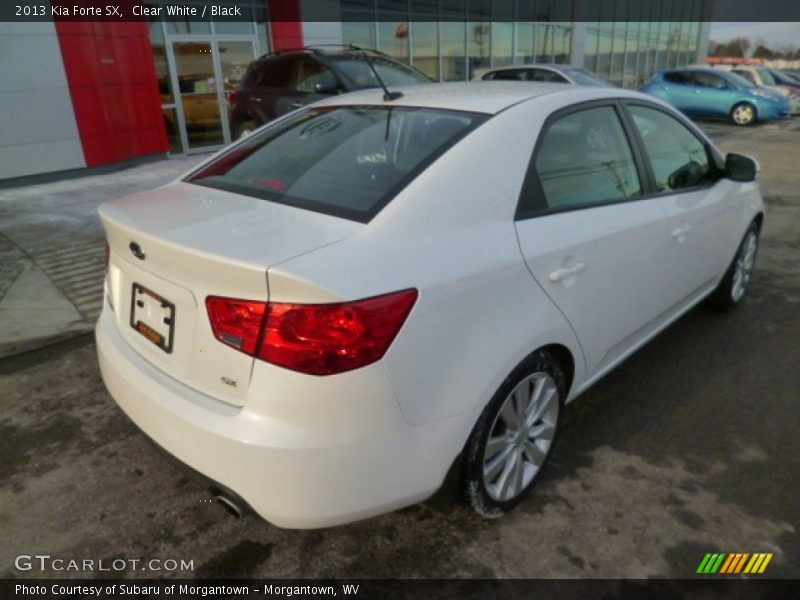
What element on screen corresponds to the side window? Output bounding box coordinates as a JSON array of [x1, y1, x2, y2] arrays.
[[732, 69, 756, 85], [294, 59, 337, 93], [694, 72, 730, 89], [256, 57, 294, 88], [532, 69, 567, 83], [534, 106, 642, 209], [629, 105, 712, 192], [492, 69, 527, 81], [663, 71, 690, 85]]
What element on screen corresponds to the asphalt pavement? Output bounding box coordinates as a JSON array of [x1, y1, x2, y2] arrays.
[[0, 119, 798, 579]]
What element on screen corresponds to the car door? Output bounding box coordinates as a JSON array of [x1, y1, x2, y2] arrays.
[[624, 102, 742, 310], [514, 101, 672, 380], [691, 71, 738, 118], [248, 56, 295, 123], [660, 71, 698, 113]]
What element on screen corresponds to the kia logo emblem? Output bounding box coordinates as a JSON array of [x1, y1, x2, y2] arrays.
[[129, 241, 146, 260]]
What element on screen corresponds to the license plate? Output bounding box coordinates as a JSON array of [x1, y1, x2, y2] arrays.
[[130, 283, 175, 353]]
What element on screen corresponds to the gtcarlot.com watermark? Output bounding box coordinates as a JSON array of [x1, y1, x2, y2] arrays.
[[14, 554, 194, 573]]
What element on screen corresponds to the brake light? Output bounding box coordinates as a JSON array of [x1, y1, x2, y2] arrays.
[[206, 290, 418, 376], [206, 297, 267, 355], [227, 90, 239, 107]]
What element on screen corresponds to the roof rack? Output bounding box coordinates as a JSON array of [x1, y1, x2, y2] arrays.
[[257, 44, 389, 60]]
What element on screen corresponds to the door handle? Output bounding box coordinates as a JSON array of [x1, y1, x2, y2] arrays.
[[251, 96, 262, 102], [549, 263, 585, 282], [694, 90, 700, 94], [671, 224, 691, 238], [290, 101, 304, 109]]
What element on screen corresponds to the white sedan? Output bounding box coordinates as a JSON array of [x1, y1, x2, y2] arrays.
[[96, 82, 763, 528]]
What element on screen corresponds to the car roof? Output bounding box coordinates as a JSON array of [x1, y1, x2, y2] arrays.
[[314, 81, 644, 115], [665, 67, 725, 73], [482, 64, 572, 71]]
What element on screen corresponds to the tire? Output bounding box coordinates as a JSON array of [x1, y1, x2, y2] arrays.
[[730, 102, 756, 126], [235, 119, 258, 140], [707, 223, 760, 310], [462, 350, 566, 518]]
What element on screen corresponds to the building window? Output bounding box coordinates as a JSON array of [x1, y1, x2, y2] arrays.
[[411, 21, 439, 79], [441, 21, 466, 80]]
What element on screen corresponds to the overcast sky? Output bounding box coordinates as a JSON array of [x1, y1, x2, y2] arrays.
[[710, 22, 800, 48]]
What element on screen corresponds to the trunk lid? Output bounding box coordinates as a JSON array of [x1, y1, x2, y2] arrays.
[[100, 182, 360, 406]]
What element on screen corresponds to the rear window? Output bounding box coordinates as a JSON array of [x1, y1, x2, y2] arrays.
[[188, 106, 486, 222]]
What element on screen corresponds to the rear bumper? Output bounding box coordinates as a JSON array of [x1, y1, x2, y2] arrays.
[[95, 307, 466, 528]]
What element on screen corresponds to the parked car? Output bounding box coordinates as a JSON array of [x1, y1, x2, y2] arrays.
[[713, 64, 800, 115], [641, 67, 790, 125], [474, 63, 611, 86], [97, 82, 763, 528], [767, 69, 800, 114], [228, 46, 431, 138]]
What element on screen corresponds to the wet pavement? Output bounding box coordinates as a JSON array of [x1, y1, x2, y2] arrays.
[[1, 120, 798, 579]]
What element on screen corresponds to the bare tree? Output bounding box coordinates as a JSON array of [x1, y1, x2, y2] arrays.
[[708, 37, 751, 58]]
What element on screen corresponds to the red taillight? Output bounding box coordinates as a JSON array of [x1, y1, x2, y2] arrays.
[[206, 290, 418, 376], [206, 297, 268, 355], [227, 90, 240, 107]]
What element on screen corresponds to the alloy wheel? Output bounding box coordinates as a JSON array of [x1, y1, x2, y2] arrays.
[[731, 230, 758, 302], [733, 104, 755, 125], [482, 372, 559, 502]]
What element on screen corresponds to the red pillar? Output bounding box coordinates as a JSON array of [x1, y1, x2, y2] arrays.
[[267, 0, 303, 51], [54, 22, 168, 167]]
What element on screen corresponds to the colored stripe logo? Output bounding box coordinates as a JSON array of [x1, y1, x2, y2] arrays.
[[696, 553, 773, 574]]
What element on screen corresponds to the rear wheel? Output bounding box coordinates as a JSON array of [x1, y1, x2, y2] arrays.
[[462, 350, 565, 518], [730, 102, 756, 126], [707, 223, 760, 310]]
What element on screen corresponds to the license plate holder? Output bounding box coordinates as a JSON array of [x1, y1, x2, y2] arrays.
[[130, 283, 175, 353]]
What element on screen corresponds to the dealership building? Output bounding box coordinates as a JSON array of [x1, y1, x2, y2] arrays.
[[0, 0, 711, 183]]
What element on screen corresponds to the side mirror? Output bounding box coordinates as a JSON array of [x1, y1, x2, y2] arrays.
[[313, 82, 339, 95], [668, 161, 704, 189], [725, 153, 758, 182]]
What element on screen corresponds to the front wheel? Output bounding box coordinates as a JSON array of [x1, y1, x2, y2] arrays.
[[462, 350, 565, 518], [730, 102, 756, 126], [707, 223, 760, 310], [235, 119, 258, 139]]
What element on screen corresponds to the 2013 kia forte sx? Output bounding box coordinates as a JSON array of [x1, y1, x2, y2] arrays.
[[96, 83, 763, 528]]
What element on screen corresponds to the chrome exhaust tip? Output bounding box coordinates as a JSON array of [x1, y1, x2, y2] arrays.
[[215, 493, 245, 518]]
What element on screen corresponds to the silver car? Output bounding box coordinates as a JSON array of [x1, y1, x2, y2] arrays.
[[474, 64, 611, 86]]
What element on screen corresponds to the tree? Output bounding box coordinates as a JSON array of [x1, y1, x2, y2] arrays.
[[709, 37, 751, 58]]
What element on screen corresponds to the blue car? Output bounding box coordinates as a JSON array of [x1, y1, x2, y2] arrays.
[[640, 67, 790, 126]]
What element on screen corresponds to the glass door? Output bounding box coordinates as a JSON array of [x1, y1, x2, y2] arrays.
[[217, 41, 257, 139], [169, 40, 256, 153], [171, 41, 226, 151]]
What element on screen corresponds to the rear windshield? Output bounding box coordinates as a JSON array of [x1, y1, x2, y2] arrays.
[[188, 106, 486, 222]]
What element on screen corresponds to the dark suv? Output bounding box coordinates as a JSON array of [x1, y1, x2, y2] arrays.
[[229, 47, 431, 139]]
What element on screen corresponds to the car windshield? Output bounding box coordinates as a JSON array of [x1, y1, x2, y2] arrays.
[[188, 106, 485, 222], [563, 68, 609, 86], [725, 71, 755, 88], [331, 55, 430, 88]]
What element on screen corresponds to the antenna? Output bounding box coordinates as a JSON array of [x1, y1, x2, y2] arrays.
[[362, 52, 403, 101]]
